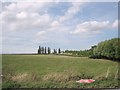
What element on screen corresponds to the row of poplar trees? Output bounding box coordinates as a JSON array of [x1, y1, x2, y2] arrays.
[[38, 46, 61, 54]]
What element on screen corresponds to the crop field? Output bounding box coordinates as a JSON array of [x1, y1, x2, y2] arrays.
[[2, 54, 119, 88]]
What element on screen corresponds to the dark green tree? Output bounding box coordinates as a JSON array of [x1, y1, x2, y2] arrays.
[[53, 49, 55, 54], [39, 46, 41, 54], [53, 49, 57, 54], [58, 48, 61, 54], [91, 38, 120, 61], [38, 46, 41, 54], [48, 47, 51, 54], [41, 47, 44, 54], [45, 47, 47, 54]]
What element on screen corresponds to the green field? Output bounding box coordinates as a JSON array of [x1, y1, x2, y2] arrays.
[[2, 54, 119, 88]]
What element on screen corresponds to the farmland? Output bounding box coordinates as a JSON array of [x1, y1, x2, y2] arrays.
[[2, 54, 119, 88]]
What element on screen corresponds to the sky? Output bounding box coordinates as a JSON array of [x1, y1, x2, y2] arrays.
[[1, 1, 118, 54]]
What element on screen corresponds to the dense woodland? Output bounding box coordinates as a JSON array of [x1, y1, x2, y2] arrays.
[[64, 38, 120, 61], [90, 38, 120, 61]]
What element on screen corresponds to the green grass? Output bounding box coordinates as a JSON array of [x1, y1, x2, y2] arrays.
[[2, 54, 119, 88]]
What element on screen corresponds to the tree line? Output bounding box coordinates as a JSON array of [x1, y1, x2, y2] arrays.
[[64, 38, 120, 61], [37, 38, 120, 61], [64, 49, 92, 57], [38, 46, 61, 54], [90, 38, 120, 61]]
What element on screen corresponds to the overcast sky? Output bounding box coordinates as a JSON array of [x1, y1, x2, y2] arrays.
[[1, 1, 118, 54]]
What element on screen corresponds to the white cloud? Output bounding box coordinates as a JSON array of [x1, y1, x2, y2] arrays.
[[37, 31, 46, 36], [2, 2, 52, 31], [9, 23, 18, 31], [112, 20, 118, 28], [35, 31, 47, 42], [32, 14, 51, 28], [70, 21, 110, 35], [4, 2, 46, 12], [16, 11, 28, 19], [47, 20, 61, 31], [59, 2, 83, 22], [5, 3, 16, 11], [50, 20, 60, 27], [2, 2, 84, 33]]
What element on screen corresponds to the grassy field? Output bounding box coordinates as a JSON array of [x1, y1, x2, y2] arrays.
[[2, 54, 119, 88]]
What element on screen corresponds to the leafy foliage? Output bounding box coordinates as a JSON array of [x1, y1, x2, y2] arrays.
[[64, 49, 92, 57], [64, 38, 120, 61], [90, 38, 120, 61]]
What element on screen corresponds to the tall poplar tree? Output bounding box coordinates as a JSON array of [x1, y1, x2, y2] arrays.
[[45, 47, 47, 54], [58, 48, 61, 54], [48, 47, 51, 54]]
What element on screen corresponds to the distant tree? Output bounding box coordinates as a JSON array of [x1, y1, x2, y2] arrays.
[[39, 46, 41, 54], [41, 47, 44, 54], [53, 49, 55, 54], [38, 46, 41, 54], [48, 47, 51, 54], [56, 49, 57, 54], [45, 47, 47, 54], [64, 50, 69, 54], [58, 48, 61, 54], [53, 49, 57, 54]]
